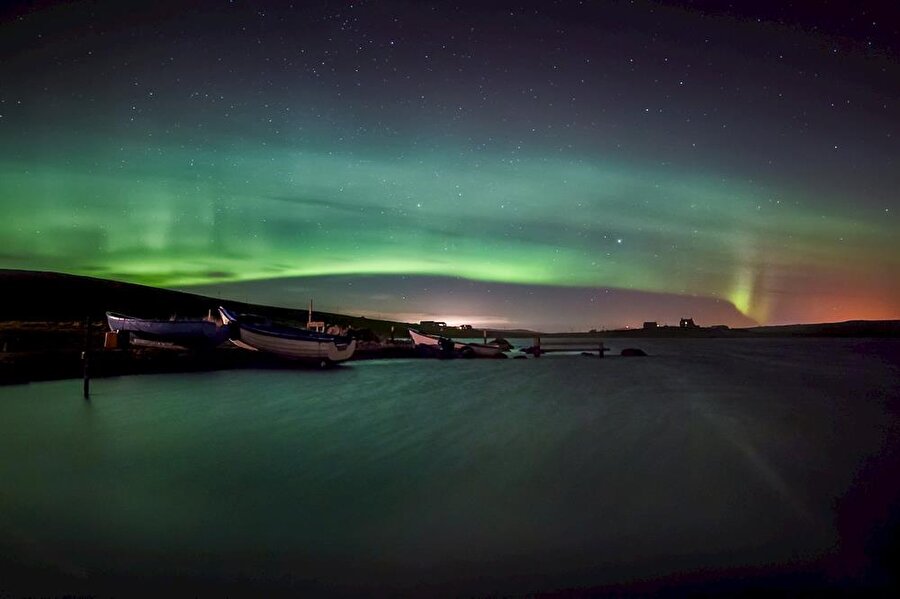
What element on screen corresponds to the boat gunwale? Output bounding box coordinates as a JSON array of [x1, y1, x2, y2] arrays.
[[106, 311, 218, 325], [238, 321, 351, 345]]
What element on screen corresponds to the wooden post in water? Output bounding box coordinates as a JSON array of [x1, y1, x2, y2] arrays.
[[82, 316, 91, 399], [598, 341, 605, 359], [483, 329, 487, 344], [533, 335, 541, 358]]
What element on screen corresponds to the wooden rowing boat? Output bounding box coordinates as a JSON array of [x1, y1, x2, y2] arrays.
[[219, 307, 356, 364], [408, 329, 506, 358]]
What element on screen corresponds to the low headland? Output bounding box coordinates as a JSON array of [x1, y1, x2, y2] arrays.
[[2, 269, 898, 385]]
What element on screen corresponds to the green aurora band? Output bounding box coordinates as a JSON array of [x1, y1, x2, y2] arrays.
[[1, 137, 894, 324]]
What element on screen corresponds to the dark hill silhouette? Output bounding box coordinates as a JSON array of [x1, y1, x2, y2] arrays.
[[0, 269, 410, 334]]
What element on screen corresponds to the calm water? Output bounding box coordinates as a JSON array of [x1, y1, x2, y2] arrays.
[[1, 339, 899, 595]]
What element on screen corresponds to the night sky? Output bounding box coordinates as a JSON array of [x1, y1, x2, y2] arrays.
[[2, 1, 898, 329]]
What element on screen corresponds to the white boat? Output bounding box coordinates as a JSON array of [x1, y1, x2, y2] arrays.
[[219, 307, 355, 364], [408, 329, 506, 358]]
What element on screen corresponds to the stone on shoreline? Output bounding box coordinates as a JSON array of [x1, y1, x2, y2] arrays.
[[620, 348, 647, 356]]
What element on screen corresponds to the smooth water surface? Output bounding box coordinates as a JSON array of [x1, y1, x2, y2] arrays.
[[1, 339, 899, 595]]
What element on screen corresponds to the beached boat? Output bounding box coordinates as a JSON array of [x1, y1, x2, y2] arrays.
[[408, 329, 506, 358], [106, 311, 229, 348], [218, 307, 356, 364]]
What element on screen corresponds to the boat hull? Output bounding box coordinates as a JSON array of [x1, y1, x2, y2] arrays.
[[235, 326, 356, 362], [408, 329, 505, 357], [106, 312, 229, 348], [219, 307, 356, 363]]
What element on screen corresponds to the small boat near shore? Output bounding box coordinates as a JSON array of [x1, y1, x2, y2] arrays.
[[106, 311, 229, 348], [219, 307, 356, 364], [408, 329, 506, 358]]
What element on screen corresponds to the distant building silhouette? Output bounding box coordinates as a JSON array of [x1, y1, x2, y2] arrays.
[[679, 317, 699, 329], [420, 320, 447, 329], [643, 321, 658, 330], [458, 324, 473, 330]]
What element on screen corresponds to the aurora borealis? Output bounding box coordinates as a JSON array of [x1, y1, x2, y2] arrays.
[[1, 1, 898, 329]]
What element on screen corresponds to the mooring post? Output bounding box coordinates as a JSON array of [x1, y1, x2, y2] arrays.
[[82, 351, 90, 398], [82, 316, 91, 399], [533, 335, 541, 358], [483, 329, 487, 344], [598, 341, 605, 359]]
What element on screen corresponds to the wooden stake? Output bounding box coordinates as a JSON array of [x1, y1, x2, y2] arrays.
[[82, 317, 91, 399]]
